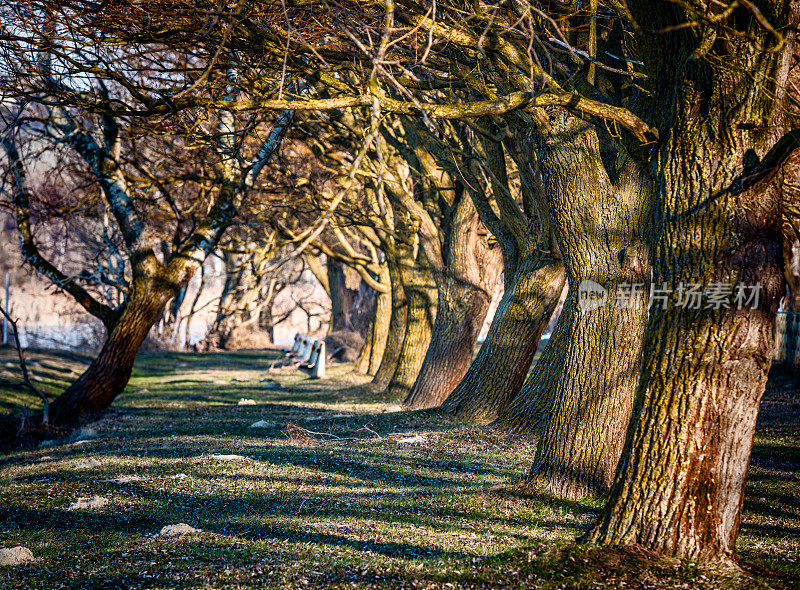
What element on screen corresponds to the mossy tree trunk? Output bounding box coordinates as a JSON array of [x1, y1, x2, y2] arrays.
[[437, 121, 565, 421], [385, 251, 437, 400], [442, 250, 565, 422], [496, 115, 653, 500], [586, 0, 799, 561], [403, 194, 502, 409], [355, 263, 391, 375], [369, 257, 408, 390]]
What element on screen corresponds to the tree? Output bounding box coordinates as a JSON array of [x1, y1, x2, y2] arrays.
[[441, 124, 566, 423], [494, 114, 653, 500], [584, 0, 800, 561], [0, 6, 297, 436]]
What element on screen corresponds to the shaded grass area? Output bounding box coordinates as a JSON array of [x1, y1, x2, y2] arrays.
[[0, 348, 798, 589]]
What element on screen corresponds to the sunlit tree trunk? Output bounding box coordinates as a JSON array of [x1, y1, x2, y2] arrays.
[[441, 249, 565, 422], [356, 264, 391, 375], [385, 252, 437, 400], [495, 115, 653, 500], [587, 0, 798, 560], [403, 197, 502, 409], [588, 137, 794, 561], [49, 271, 173, 425], [369, 258, 408, 390]]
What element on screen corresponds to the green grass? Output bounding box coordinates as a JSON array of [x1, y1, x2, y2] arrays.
[[0, 348, 798, 589]]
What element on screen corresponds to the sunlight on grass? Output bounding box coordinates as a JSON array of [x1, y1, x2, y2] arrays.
[[0, 349, 798, 589]]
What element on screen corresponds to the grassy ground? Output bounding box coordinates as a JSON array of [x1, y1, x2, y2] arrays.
[[0, 348, 798, 589]]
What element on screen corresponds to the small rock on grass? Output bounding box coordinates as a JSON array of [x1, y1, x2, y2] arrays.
[[158, 523, 200, 538], [169, 473, 189, 480], [249, 420, 271, 428], [68, 496, 110, 510], [0, 547, 34, 566], [396, 434, 426, 445], [109, 475, 145, 484], [74, 427, 97, 440], [206, 454, 247, 462], [73, 458, 102, 470], [238, 398, 257, 406]]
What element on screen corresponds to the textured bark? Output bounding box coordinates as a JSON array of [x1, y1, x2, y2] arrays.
[[588, 141, 790, 561], [403, 196, 502, 409], [587, 0, 798, 561], [385, 253, 437, 400], [327, 258, 358, 332], [495, 115, 653, 500], [48, 281, 172, 426], [401, 275, 491, 408], [370, 258, 408, 390], [355, 264, 391, 375], [441, 250, 565, 422]]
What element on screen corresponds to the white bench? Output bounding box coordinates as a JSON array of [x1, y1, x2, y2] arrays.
[[299, 340, 326, 379], [285, 333, 326, 379]]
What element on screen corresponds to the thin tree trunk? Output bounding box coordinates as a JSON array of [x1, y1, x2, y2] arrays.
[[384, 255, 437, 400], [370, 259, 408, 390], [441, 252, 565, 422], [327, 258, 357, 333], [355, 264, 391, 375]]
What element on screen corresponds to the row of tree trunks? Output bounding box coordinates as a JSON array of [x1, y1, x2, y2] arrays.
[[441, 250, 565, 422]]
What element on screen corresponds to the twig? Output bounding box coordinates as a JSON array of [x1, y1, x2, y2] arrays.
[[360, 424, 382, 439], [0, 304, 49, 424]]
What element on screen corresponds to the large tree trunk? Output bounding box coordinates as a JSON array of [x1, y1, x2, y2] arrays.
[[586, 140, 795, 562], [384, 254, 437, 400], [48, 283, 173, 426], [494, 115, 653, 500], [355, 264, 391, 375], [441, 251, 565, 422], [402, 197, 502, 409], [587, 0, 798, 558], [507, 289, 649, 498], [369, 259, 408, 390]]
